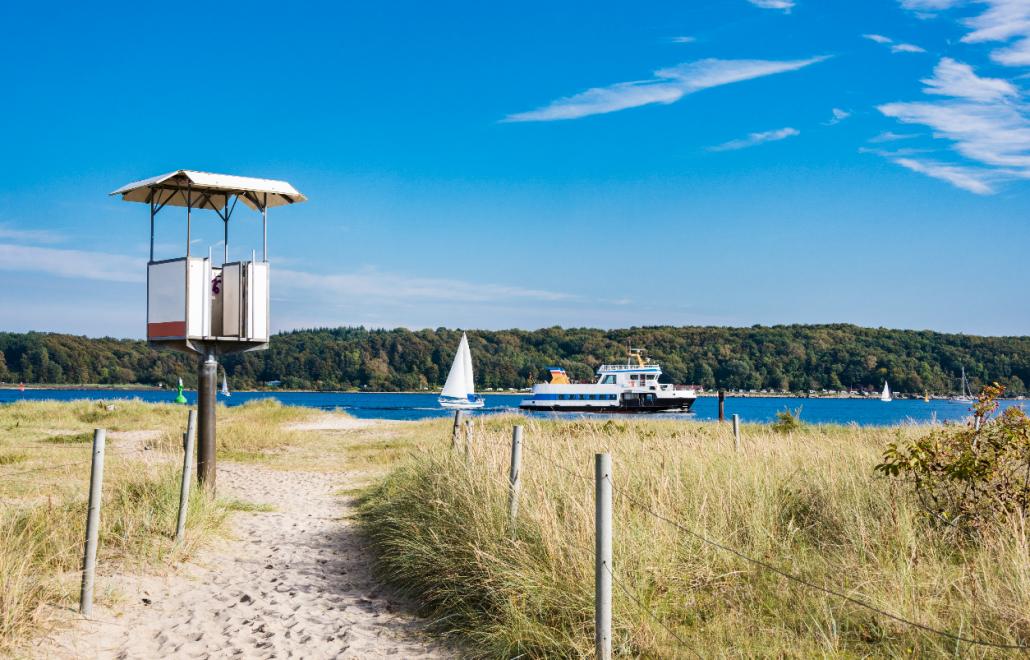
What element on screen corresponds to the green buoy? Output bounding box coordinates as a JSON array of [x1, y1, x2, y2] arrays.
[[174, 378, 187, 405]]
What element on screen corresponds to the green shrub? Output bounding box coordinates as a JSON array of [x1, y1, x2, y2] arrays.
[[876, 384, 1030, 536], [771, 406, 804, 433]]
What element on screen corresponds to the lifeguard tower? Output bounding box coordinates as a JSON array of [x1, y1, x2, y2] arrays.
[[111, 170, 306, 488]]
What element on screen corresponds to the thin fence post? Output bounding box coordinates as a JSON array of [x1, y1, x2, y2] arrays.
[[175, 409, 198, 542], [718, 390, 726, 422], [732, 414, 741, 452], [464, 416, 474, 459], [79, 429, 106, 617], [508, 425, 523, 539], [451, 410, 463, 451], [595, 453, 612, 660]]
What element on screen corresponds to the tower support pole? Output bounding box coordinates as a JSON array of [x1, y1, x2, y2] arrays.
[[197, 352, 218, 490]]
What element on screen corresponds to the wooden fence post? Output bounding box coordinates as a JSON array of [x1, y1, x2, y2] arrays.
[[718, 390, 726, 422], [508, 425, 523, 538], [464, 417, 474, 459], [732, 414, 741, 452], [79, 429, 106, 617], [595, 453, 612, 660], [175, 409, 198, 542], [451, 410, 463, 451]]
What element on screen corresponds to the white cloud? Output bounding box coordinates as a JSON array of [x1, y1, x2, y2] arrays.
[[901, 0, 1030, 66], [921, 57, 1017, 101], [899, 0, 962, 10], [0, 243, 143, 283], [277, 268, 573, 304], [708, 127, 800, 151], [670, 36, 696, 44], [891, 157, 996, 194], [748, 0, 795, 11], [877, 57, 1030, 192], [869, 130, 920, 142], [825, 107, 851, 125], [503, 56, 827, 122], [0, 223, 65, 244], [863, 33, 927, 53]]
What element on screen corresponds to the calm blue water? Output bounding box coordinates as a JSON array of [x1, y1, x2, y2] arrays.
[[0, 388, 1024, 426]]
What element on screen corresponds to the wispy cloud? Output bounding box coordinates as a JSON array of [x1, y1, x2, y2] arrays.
[[891, 157, 996, 194], [863, 33, 893, 44], [863, 33, 926, 53], [869, 130, 920, 142], [0, 223, 65, 244], [0, 243, 142, 282], [503, 56, 827, 122], [825, 107, 851, 125], [921, 57, 1017, 101], [900, 0, 1030, 66], [708, 127, 800, 151], [899, 0, 961, 9], [669, 36, 696, 44], [277, 268, 574, 304], [747, 0, 795, 11], [962, 0, 1030, 66], [877, 56, 1030, 192]]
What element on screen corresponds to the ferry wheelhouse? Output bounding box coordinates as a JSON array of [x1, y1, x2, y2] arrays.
[[519, 350, 697, 413]]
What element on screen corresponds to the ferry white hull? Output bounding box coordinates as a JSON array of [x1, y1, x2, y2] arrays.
[[519, 384, 696, 414]]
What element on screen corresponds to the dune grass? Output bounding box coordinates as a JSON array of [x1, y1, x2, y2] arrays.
[[0, 398, 323, 654], [358, 415, 1030, 657]]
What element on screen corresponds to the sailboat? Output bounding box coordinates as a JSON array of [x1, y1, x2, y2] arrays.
[[438, 332, 484, 409], [220, 371, 231, 397], [954, 366, 973, 402], [880, 381, 892, 402]]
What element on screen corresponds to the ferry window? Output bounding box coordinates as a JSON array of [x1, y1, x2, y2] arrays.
[[558, 394, 566, 400], [589, 394, 596, 400], [646, 375, 656, 380], [602, 375, 616, 384]]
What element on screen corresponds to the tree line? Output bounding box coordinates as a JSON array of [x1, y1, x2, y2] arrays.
[[1, 325, 1027, 395]]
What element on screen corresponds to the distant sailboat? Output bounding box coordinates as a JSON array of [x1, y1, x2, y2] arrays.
[[955, 366, 973, 402], [880, 381, 892, 402], [220, 372, 231, 397], [438, 332, 484, 409]]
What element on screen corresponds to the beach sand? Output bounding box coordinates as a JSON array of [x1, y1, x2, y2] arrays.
[[38, 424, 453, 659]]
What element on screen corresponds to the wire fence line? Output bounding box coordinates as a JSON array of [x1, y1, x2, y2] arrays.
[[602, 561, 702, 659], [461, 423, 1030, 653]]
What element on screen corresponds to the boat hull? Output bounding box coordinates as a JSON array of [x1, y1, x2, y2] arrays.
[[439, 397, 485, 410], [519, 397, 696, 414]]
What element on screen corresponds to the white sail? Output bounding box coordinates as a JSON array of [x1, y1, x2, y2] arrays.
[[221, 374, 231, 397], [461, 333, 476, 396], [441, 333, 472, 399], [880, 381, 891, 402]]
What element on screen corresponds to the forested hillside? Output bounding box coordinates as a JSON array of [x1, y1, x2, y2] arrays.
[[1, 325, 1028, 394]]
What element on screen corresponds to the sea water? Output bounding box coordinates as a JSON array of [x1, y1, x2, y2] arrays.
[[0, 388, 1024, 426]]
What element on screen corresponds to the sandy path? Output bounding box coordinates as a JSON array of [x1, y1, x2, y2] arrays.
[[40, 461, 453, 659]]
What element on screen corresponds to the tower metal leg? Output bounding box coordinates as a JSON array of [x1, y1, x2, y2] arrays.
[[197, 352, 218, 490]]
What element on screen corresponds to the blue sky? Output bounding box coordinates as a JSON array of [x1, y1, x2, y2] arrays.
[[0, 0, 1027, 337]]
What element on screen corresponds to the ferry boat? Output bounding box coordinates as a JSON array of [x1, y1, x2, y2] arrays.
[[519, 349, 697, 413]]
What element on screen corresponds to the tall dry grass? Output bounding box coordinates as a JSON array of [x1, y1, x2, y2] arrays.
[[359, 415, 1030, 657], [0, 398, 318, 654]]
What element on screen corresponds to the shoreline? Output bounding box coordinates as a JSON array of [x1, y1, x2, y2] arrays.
[[1, 385, 1022, 401]]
